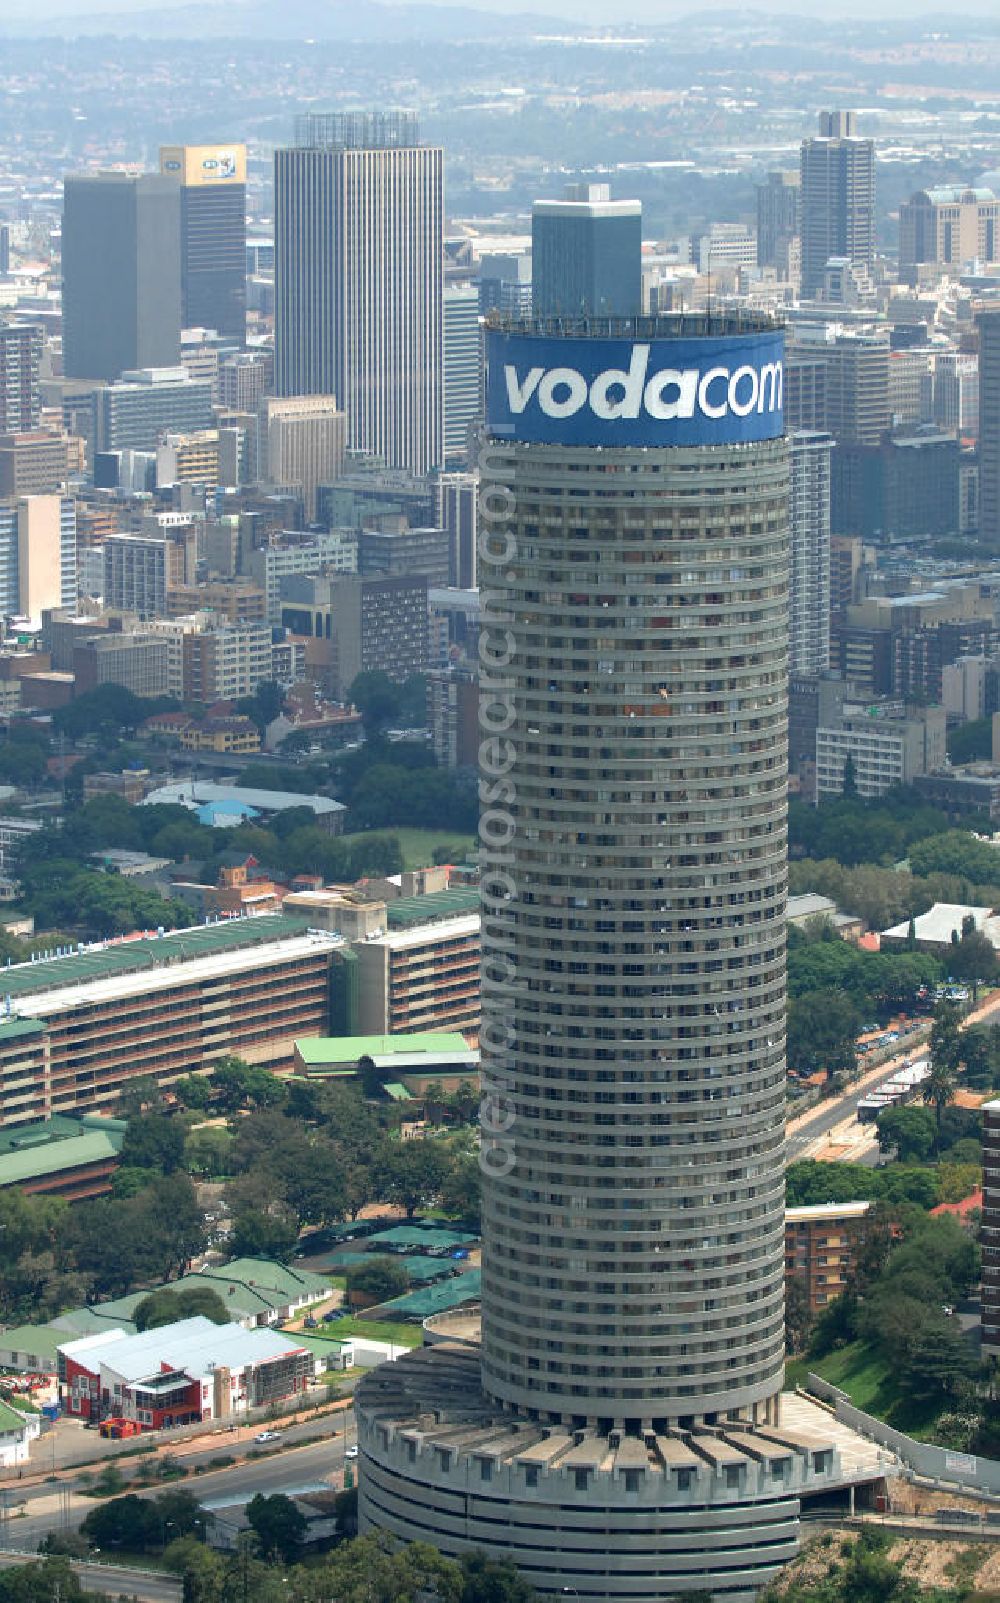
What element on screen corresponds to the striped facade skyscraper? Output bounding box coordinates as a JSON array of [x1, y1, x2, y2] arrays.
[[274, 111, 443, 475], [356, 315, 842, 1600]]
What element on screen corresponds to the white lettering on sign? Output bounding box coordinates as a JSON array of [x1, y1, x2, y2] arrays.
[[501, 343, 783, 424]]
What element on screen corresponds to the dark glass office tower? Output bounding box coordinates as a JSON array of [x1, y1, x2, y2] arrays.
[[799, 111, 875, 300], [532, 183, 642, 318], [62, 173, 181, 381], [160, 145, 247, 339]]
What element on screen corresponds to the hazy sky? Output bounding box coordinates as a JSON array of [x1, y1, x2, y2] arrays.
[[11, 0, 1000, 18]]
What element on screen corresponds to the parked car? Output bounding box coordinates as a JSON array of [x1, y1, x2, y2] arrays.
[[323, 1309, 344, 1323], [345, 1444, 359, 1460], [304, 1316, 318, 1329]]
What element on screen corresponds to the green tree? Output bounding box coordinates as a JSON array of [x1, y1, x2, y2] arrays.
[[121, 1111, 185, 1175], [923, 1059, 958, 1149], [282, 1144, 347, 1228], [438, 1150, 481, 1228], [173, 1075, 213, 1112], [875, 1104, 935, 1164], [110, 1165, 159, 1199], [162, 1537, 227, 1603], [376, 1140, 451, 1220], [300, 1532, 464, 1603], [346, 1256, 409, 1305], [0, 1558, 91, 1603], [134, 1286, 230, 1331], [787, 989, 860, 1080], [898, 1320, 979, 1406], [245, 1495, 307, 1564], [460, 1551, 542, 1603], [81, 1492, 157, 1552], [212, 1058, 286, 1113], [347, 671, 402, 735], [949, 925, 998, 1002], [230, 1208, 299, 1262], [183, 1127, 234, 1179]]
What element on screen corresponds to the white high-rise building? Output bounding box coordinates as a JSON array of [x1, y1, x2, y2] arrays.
[[443, 285, 481, 466], [935, 350, 979, 435], [789, 431, 833, 675], [274, 111, 443, 475]]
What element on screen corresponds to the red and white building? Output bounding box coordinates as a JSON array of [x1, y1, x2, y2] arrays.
[[58, 1317, 313, 1429]]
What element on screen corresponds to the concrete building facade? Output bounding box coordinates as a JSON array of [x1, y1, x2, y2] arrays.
[[0, 917, 339, 1125], [160, 144, 247, 339], [899, 186, 1000, 272], [789, 431, 833, 676], [358, 315, 837, 1600], [258, 395, 347, 522], [0, 325, 42, 434]]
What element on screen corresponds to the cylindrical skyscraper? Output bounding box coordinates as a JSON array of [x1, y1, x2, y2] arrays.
[[357, 315, 838, 1602]]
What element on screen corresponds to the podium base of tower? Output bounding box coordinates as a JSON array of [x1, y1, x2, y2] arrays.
[[356, 1341, 842, 1602]]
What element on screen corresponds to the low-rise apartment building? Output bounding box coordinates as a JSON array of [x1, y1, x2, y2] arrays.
[[785, 1201, 872, 1311], [0, 916, 340, 1126]]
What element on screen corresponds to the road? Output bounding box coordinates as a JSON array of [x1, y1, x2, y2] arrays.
[[21, 1381, 360, 1476], [786, 1057, 913, 1162], [0, 1424, 357, 1551], [0, 1552, 182, 1603]]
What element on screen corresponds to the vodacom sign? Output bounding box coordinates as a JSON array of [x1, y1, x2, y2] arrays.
[[486, 326, 785, 448]]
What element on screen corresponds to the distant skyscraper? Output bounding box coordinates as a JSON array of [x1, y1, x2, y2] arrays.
[[62, 173, 181, 381], [799, 111, 875, 300], [899, 186, 1000, 273], [274, 111, 443, 475], [790, 431, 833, 675], [0, 225, 9, 277], [159, 144, 247, 339], [979, 309, 1000, 547], [443, 285, 481, 466], [0, 325, 42, 434], [532, 183, 641, 317], [756, 169, 799, 270]]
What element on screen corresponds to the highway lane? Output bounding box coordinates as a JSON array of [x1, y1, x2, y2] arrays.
[[1, 1427, 357, 1551], [0, 1552, 182, 1603]]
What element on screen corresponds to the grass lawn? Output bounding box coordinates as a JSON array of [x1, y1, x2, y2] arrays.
[[340, 827, 477, 872], [331, 1315, 422, 1347], [807, 1339, 945, 1437]]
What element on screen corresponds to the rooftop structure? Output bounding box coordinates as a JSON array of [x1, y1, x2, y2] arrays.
[[141, 781, 345, 826], [882, 902, 999, 953], [0, 1113, 125, 1198], [293, 1030, 476, 1078]]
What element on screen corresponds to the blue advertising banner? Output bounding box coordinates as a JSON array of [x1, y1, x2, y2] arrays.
[[485, 328, 785, 448]]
